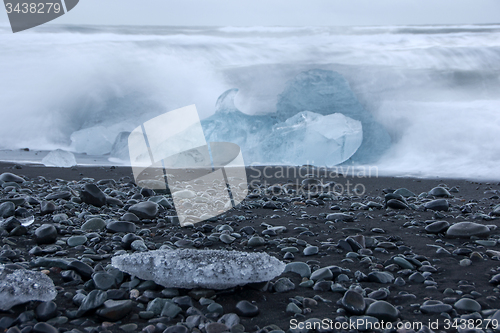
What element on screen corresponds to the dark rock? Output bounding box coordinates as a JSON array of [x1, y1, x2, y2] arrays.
[[96, 300, 133, 321], [35, 301, 57, 321], [128, 202, 158, 219], [93, 272, 116, 290], [80, 184, 106, 207], [235, 300, 259, 317], [0, 173, 24, 183], [0, 217, 21, 232], [386, 199, 408, 209], [429, 187, 452, 198], [365, 300, 398, 322], [32, 322, 58, 333], [40, 201, 57, 215], [342, 290, 365, 315], [106, 221, 136, 233], [35, 224, 57, 244], [446, 222, 490, 238], [425, 221, 450, 234], [0, 202, 15, 218], [367, 271, 394, 284], [424, 199, 449, 211], [68, 260, 94, 280], [77, 290, 108, 316]]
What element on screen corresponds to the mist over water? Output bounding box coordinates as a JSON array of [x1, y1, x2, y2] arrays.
[[0, 24, 499, 179]]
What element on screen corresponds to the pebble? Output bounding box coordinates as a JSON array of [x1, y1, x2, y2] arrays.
[[303, 246, 319, 256], [284, 262, 311, 278], [81, 217, 106, 230], [67, 235, 87, 247], [341, 290, 365, 315], [80, 183, 107, 207], [93, 272, 117, 290], [106, 221, 137, 233], [454, 298, 481, 312], [97, 300, 133, 320], [429, 186, 452, 197], [32, 322, 58, 333], [35, 301, 57, 321], [0, 201, 15, 218], [247, 236, 265, 247], [310, 267, 333, 281], [128, 201, 158, 219], [425, 221, 450, 233], [0, 172, 24, 183], [365, 300, 398, 322], [35, 224, 58, 244], [235, 300, 259, 317], [424, 199, 449, 211], [274, 277, 295, 292], [446, 222, 490, 238], [77, 290, 108, 316]]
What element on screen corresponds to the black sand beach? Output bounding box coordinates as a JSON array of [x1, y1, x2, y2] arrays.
[[0, 162, 499, 333]]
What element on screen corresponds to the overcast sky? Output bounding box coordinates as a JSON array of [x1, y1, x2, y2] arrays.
[[1, 0, 499, 26]]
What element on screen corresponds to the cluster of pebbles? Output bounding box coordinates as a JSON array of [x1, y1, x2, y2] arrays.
[[0, 167, 499, 333]]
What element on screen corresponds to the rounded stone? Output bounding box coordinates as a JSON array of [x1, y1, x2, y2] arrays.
[[274, 277, 295, 293], [220, 234, 235, 244], [0, 202, 15, 218], [93, 272, 116, 290], [446, 222, 490, 238], [425, 221, 450, 234], [386, 199, 408, 210], [247, 236, 265, 247], [429, 187, 451, 198], [33, 323, 58, 333], [35, 301, 57, 321], [67, 235, 87, 247], [81, 218, 106, 230], [80, 184, 106, 207], [35, 224, 58, 244], [96, 300, 133, 321], [365, 300, 399, 322], [393, 257, 414, 269], [131, 239, 148, 252], [341, 290, 365, 315], [310, 267, 333, 281], [303, 246, 319, 256], [0, 172, 24, 183], [106, 221, 136, 233], [235, 300, 259, 317], [128, 201, 158, 219], [454, 298, 481, 312], [284, 262, 311, 278], [424, 199, 449, 211]]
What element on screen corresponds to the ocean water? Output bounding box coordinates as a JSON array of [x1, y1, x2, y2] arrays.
[[1, 24, 499, 179]]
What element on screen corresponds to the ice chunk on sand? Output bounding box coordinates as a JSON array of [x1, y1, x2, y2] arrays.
[[111, 249, 285, 289], [276, 69, 391, 163], [0, 265, 57, 310], [42, 149, 77, 167], [257, 111, 362, 166], [202, 88, 276, 157]]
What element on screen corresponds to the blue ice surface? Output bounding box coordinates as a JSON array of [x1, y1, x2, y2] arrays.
[[202, 69, 391, 166]]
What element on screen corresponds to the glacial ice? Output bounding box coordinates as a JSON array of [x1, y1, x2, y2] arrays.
[[111, 249, 286, 289], [257, 111, 362, 165], [202, 70, 390, 165], [41, 149, 77, 167], [202, 89, 275, 154], [0, 264, 57, 310], [276, 69, 391, 163]]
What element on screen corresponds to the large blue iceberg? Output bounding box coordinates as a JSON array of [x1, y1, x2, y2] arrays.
[[202, 69, 390, 166]]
